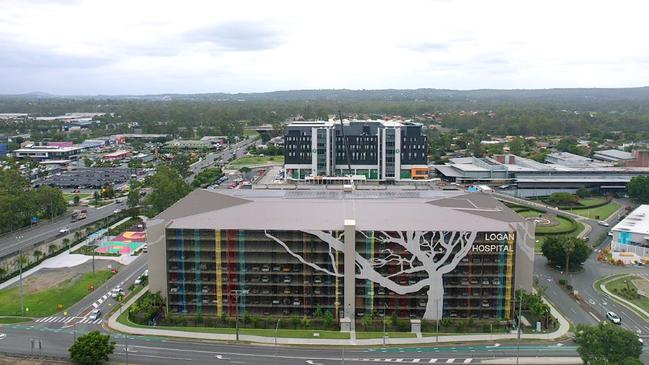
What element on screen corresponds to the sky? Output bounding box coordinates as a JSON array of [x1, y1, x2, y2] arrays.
[[1, 0, 649, 95]]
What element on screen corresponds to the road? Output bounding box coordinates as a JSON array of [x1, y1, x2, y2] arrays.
[[186, 138, 258, 184], [0, 321, 586, 365], [0, 200, 127, 259]]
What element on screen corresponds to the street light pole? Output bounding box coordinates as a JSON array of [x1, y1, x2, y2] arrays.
[[231, 289, 249, 341], [382, 303, 387, 346], [516, 290, 523, 365], [274, 319, 280, 365], [19, 247, 24, 315]]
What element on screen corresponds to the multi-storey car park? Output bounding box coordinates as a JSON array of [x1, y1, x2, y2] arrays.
[[147, 189, 534, 326], [283, 119, 429, 182]]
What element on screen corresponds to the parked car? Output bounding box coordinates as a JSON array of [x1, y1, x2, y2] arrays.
[[598, 221, 610, 227]]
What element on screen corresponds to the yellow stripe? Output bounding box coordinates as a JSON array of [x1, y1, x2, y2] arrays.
[[504, 231, 515, 320], [215, 230, 223, 317]]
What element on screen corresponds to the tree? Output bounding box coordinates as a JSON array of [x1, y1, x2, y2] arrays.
[[264, 229, 480, 319], [576, 187, 590, 198], [627, 176, 649, 203], [547, 192, 579, 206], [541, 236, 591, 270], [83, 157, 93, 167], [32, 250, 43, 262], [192, 167, 223, 188], [73, 195, 80, 206], [239, 166, 251, 174], [144, 165, 192, 216], [508, 137, 525, 156], [575, 323, 642, 364], [48, 244, 57, 255], [127, 187, 141, 209], [68, 330, 115, 364]]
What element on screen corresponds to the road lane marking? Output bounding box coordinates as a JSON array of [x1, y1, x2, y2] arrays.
[[0, 333, 6, 340], [129, 353, 192, 361], [463, 360, 472, 364], [588, 312, 600, 321], [428, 360, 437, 363], [446, 359, 454, 364], [412, 360, 420, 363]]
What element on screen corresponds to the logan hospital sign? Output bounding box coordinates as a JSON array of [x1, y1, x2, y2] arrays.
[[472, 232, 515, 253]]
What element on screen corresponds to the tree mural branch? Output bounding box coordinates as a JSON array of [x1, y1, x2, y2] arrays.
[[267, 229, 478, 320]]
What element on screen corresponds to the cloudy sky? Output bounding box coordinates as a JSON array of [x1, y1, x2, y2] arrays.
[[1, 0, 648, 95]]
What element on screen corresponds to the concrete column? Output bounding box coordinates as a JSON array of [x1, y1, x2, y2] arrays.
[[344, 219, 356, 332]]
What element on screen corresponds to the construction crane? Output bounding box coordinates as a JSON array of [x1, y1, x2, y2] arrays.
[[338, 110, 354, 187]]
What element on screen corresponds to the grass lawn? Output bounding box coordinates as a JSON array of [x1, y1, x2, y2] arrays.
[[63, 193, 91, 202], [0, 270, 113, 316], [0, 316, 32, 324], [536, 215, 577, 235], [566, 201, 620, 220], [355, 331, 416, 339], [603, 275, 649, 317], [243, 129, 259, 137], [227, 155, 284, 168]]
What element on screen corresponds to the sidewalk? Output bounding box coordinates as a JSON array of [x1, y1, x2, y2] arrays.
[[107, 288, 571, 346]]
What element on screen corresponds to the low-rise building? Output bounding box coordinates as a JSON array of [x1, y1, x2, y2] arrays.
[[14, 145, 82, 161], [610, 205, 649, 264], [164, 140, 213, 150], [593, 149, 634, 163]]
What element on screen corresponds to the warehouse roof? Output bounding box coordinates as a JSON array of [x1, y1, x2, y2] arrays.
[[158, 189, 524, 231]]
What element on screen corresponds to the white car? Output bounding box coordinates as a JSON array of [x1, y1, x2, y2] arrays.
[[113, 208, 122, 214], [134, 276, 142, 285], [88, 309, 102, 321], [59, 227, 70, 234], [606, 311, 621, 324], [598, 221, 610, 227]]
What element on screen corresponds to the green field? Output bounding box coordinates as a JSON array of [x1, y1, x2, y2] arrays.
[[603, 275, 649, 317], [63, 193, 91, 202], [0, 270, 113, 316], [566, 201, 620, 220], [227, 155, 284, 168]]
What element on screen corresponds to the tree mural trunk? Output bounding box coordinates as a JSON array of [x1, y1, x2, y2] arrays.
[[423, 274, 444, 320]]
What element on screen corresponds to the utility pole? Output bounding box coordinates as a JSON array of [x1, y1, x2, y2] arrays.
[[382, 303, 387, 346]]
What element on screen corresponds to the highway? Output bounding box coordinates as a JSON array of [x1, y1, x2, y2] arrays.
[[0, 200, 127, 259], [0, 321, 585, 365], [186, 137, 258, 184]]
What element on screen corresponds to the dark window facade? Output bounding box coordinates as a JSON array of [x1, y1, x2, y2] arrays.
[[284, 134, 312, 164], [400, 135, 428, 164], [334, 136, 378, 165]]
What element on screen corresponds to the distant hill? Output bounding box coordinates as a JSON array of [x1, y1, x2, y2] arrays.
[[4, 87, 649, 103]]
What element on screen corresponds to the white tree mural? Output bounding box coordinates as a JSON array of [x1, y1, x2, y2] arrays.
[[264, 229, 478, 320]]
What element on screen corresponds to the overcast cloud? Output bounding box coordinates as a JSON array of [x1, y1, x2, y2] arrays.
[[0, 0, 648, 94]]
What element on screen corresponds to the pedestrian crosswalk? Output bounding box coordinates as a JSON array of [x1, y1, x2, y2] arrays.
[[352, 359, 472, 364], [34, 316, 102, 325]]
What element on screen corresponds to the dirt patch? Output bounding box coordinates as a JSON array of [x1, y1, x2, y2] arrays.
[[632, 277, 649, 297], [525, 214, 559, 227], [0, 356, 68, 365], [5, 261, 122, 293]]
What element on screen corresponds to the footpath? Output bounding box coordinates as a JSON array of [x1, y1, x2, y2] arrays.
[[107, 287, 570, 346]]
